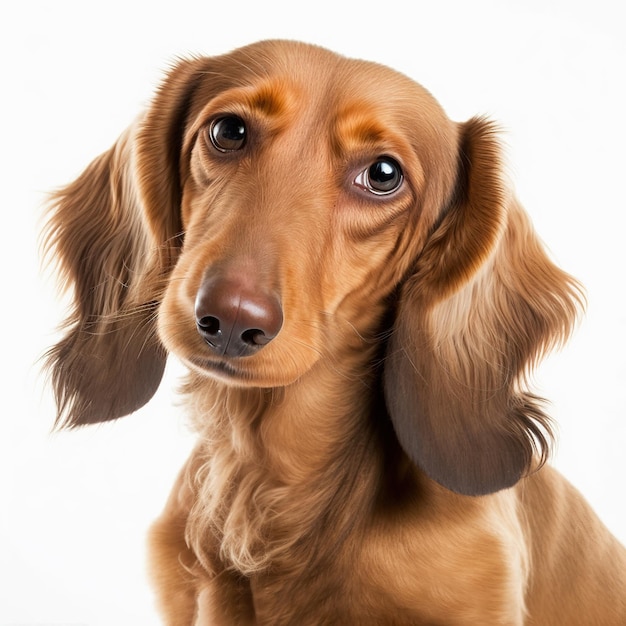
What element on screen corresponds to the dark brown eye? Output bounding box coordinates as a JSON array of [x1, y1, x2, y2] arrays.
[[208, 116, 247, 152], [354, 157, 403, 195]]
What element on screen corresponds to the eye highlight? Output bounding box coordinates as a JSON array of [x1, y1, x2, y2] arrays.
[[208, 116, 247, 152], [354, 157, 403, 195]]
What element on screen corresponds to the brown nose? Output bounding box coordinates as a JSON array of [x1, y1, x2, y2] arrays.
[[195, 273, 283, 358]]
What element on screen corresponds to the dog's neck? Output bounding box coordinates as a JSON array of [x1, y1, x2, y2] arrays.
[[183, 341, 394, 578]]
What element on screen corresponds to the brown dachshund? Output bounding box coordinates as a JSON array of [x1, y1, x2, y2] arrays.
[[44, 40, 626, 624]]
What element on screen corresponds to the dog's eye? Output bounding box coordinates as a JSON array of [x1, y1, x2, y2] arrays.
[[354, 158, 403, 195], [208, 116, 247, 152]]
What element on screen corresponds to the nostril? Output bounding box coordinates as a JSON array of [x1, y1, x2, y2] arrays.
[[241, 328, 271, 347], [197, 315, 220, 336]]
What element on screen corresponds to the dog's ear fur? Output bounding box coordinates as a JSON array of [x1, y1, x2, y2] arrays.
[[43, 58, 208, 428], [384, 117, 583, 495]]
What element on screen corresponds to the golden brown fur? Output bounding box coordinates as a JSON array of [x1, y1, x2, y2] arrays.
[[43, 40, 626, 624]]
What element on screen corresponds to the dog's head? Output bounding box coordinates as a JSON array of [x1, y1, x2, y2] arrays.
[[44, 40, 582, 495]]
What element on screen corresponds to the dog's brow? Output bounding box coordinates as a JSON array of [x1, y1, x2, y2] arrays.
[[332, 105, 394, 155], [240, 80, 297, 119]]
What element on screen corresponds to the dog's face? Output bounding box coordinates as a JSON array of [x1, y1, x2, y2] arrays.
[[156, 41, 460, 387], [47, 40, 580, 494]]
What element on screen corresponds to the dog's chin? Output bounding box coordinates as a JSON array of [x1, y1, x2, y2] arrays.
[[183, 354, 302, 388]]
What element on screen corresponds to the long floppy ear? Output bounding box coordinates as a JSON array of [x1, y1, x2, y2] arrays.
[[43, 58, 208, 428], [384, 117, 583, 495]]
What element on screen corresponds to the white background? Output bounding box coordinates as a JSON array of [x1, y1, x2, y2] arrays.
[[1, 1, 625, 624]]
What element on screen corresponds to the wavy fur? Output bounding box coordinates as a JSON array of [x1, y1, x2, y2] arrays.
[[44, 40, 625, 625]]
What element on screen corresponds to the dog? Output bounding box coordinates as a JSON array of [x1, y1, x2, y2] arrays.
[[43, 40, 626, 624]]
